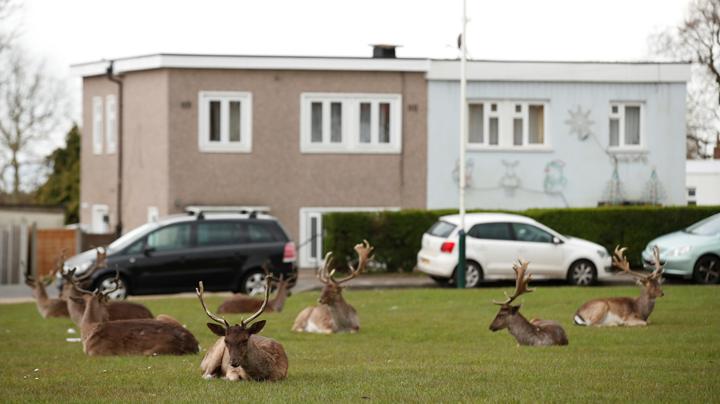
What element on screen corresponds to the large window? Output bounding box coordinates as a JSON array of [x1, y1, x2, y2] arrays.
[[609, 103, 643, 149], [198, 91, 252, 153], [468, 222, 513, 240], [300, 93, 402, 153], [511, 223, 554, 243], [468, 101, 547, 149]]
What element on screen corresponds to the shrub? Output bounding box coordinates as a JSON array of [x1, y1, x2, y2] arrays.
[[323, 206, 720, 272]]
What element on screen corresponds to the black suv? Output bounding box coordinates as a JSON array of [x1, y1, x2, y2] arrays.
[[63, 211, 297, 298]]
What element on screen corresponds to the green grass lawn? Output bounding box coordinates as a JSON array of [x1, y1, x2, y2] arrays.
[[0, 285, 718, 403]]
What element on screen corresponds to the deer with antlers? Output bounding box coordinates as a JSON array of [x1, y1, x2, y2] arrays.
[[197, 276, 288, 381], [25, 251, 70, 318], [574, 246, 664, 327], [218, 265, 295, 314], [292, 240, 373, 334], [69, 272, 199, 356], [489, 260, 569, 346]]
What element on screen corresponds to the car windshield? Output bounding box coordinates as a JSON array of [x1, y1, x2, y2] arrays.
[[107, 222, 160, 252], [685, 214, 720, 236], [427, 221, 457, 238]]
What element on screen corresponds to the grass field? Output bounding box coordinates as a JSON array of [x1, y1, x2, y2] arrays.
[[1, 285, 719, 403]]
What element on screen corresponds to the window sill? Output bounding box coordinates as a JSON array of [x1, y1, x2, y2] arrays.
[[199, 144, 252, 153], [467, 145, 554, 153], [300, 145, 401, 154], [607, 147, 647, 154]]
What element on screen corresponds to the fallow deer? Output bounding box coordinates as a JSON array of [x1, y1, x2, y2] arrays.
[[197, 277, 288, 381], [574, 246, 664, 327], [70, 273, 199, 356], [217, 265, 295, 314], [489, 260, 569, 346], [291, 240, 373, 334], [25, 252, 69, 318]]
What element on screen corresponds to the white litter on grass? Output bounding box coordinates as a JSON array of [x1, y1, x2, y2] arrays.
[[33, 368, 39, 372], [147, 366, 152, 370], [66, 338, 81, 343], [389, 306, 399, 311], [67, 328, 76, 334]]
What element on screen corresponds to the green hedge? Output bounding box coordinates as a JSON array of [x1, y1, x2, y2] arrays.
[[323, 206, 720, 272]]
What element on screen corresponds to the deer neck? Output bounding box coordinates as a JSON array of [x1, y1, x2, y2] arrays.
[[32, 282, 50, 304], [269, 284, 289, 312], [635, 289, 656, 321], [79, 296, 108, 340], [506, 312, 540, 345]]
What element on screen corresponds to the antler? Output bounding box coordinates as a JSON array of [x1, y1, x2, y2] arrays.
[[649, 245, 664, 280], [240, 274, 273, 327], [69, 270, 98, 295], [76, 247, 108, 282], [333, 240, 374, 285], [196, 281, 230, 329], [494, 259, 534, 305], [316, 252, 336, 285], [612, 246, 645, 279], [99, 271, 121, 298]]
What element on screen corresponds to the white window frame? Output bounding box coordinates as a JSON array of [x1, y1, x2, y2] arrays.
[[300, 93, 402, 154], [92, 96, 103, 155], [467, 100, 550, 151], [105, 95, 117, 154], [608, 102, 645, 151], [198, 91, 253, 153]]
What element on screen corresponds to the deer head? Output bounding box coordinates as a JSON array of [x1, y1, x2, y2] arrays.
[[68, 270, 121, 325], [489, 259, 534, 331], [197, 276, 272, 368], [612, 246, 664, 299], [317, 240, 373, 305]]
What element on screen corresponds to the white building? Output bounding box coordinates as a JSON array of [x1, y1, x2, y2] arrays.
[[686, 159, 720, 206]]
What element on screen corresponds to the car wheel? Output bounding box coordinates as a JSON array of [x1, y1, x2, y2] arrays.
[[451, 261, 483, 288], [567, 260, 597, 286], [693, 255, 720, 284], [95, 274, 128, 300], [240, 269, 268, 296]]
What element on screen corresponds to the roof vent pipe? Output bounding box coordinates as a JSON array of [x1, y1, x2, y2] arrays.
[[371, 44, 398, 59]]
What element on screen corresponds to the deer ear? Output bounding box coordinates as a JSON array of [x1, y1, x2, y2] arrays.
[[247, 320, 266, 335], [207, 323, 226, 336]]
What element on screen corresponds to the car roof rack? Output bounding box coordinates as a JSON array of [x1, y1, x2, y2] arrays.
[[185, 206, 270, 220]]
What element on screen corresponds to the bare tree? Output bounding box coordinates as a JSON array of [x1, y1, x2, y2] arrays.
[[651, 0, 720, 159]]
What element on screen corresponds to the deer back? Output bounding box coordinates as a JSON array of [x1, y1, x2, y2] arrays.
[[84, 318, 199, 356]]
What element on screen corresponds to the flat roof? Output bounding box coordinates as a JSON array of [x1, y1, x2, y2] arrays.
[[71, 53, 690, 84]]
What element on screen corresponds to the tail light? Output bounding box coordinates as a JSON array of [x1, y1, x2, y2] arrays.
[[283, 242, 297, 263], [440, 241, 455, 253]]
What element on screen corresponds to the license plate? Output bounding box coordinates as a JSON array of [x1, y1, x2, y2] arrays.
[[420, 257, 430, 264]]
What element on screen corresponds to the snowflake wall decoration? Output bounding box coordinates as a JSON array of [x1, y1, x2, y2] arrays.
[[565, 105, 594, 141]]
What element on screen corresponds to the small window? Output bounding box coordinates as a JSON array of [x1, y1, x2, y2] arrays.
[[105, 95, 117, 154], [126, 239, 145, 255], [197, 222, 244, 246], [198, 91, 252, 153], [147, 224, 192, 251], [609, 103, 643, 149], [247, 223, 277, 243], [688, 187, 697, 197], [468, 223, 512, 240], [92, 97, 103, 154], [427, 221, 457, 238], [511, 223, 553, 243]]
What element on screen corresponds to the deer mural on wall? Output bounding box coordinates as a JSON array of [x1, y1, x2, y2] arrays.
[[197, 276, 288, 381], [69, 272, 199, 356], [25, 251, 69, 318], [574, 246, 665, 327], [292, 240, 373, 334], [217, 264, 295, 314], [489, 260, 569, 346]]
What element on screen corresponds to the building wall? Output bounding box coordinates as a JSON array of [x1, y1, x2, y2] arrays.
[[80, 71, 170, 233], [427, 81, 687, 210], [0, 209, 64, 228], [686, 160, 720, 205], [165, 69, 427, 241]]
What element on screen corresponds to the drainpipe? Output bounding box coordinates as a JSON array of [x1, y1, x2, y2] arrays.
[[106, 61, 124, 237]]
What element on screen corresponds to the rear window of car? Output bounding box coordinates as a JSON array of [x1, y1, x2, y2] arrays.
[[427, 221, 457, 238], [197, 220, 287, 246], [468, 222, 513, 240]]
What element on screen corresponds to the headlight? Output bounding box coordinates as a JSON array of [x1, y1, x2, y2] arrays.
[[597, 249, 608, 259], [667, 246, 691, 257]]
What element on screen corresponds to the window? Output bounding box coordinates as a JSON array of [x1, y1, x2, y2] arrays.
[[467, 223, 513, 240], [147, 224, 191, 251], [511, 223, 554, 243], [197, 222, 244, 246], [300, 93, 402, 153], [688, 187, 696, 197], [609, 103, 642, 149], [198, 91, 252, 153], [468, 101, 547, 149], [92, 97, 103, 154], [427, 221, 457, 238], [247, 223, 277, 243], [105, 95, 117, 154]]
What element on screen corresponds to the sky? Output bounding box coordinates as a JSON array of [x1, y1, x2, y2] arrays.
[[12, 0, 692, 148]]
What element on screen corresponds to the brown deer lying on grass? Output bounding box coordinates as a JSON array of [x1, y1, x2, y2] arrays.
[[574, 246, 664, 327], [70, 273, 199, 356], [218, 265, 295, 314], [25, 251, 69, 318], [292, 240, 373, 334], [489, 260, 569, 346], [197, 276, 288, 381]]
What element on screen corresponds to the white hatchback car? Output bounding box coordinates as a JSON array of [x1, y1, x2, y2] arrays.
[[416, 213, 613, 287]]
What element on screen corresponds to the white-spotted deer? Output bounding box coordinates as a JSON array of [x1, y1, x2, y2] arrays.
[[574, 246, 664, 327], [292, 240, 373, 334], [489, 260, 569, 346], [70, 273, 199, 356], [25, 252, 69, 318], [197, 277, 288, 381], [218, 268, 295, 314]]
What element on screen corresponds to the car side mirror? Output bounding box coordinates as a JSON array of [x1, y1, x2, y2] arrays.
[[143, 246, 156, 256], [552, 236, 563, 245]]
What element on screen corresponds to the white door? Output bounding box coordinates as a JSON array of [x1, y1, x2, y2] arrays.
[[466, 222, 517, 277], [509, 223, 564, 276], [91, 204, 110, 234]]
